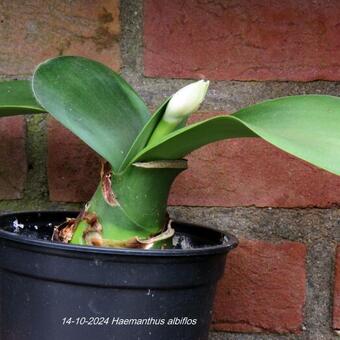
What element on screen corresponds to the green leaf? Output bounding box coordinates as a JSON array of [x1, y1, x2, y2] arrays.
[[119, 97, 170, 172], [32, 56, 150, 172], [135, 115, 255, 161], [135, 95, 340, 176], [0, 80, 45, 116]]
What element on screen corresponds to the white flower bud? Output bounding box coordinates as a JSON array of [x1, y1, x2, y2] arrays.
[[147, 80, 210, 147], [162, 80, 210, 124]]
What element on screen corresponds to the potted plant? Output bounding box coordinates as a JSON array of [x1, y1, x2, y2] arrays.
[[0, 56, 339, 340]]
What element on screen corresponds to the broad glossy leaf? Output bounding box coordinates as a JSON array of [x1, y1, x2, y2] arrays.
[[135, 116, 255, 161], [32, 56, 150, 172], [119, 97, 170, 171], [0, 80, 44, 116], [135, 95, 340, 176]]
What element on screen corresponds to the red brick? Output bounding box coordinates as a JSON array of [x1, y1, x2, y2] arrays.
[[212, 240, 307, 334], [0, 117, 27, 199], [0, 0, 120, 75], [169, 112, 340, 208], [144, 0, 340, 81], [48, 118, 100, 202], [333, 245, 340, 330]]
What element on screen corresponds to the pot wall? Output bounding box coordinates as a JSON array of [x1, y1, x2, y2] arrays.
[[0, 211, 237, 340]]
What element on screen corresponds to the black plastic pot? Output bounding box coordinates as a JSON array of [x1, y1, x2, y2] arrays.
[[0, 211, 238, 340]]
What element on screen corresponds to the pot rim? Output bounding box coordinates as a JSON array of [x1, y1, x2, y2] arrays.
[[0, 211, 238, 257]]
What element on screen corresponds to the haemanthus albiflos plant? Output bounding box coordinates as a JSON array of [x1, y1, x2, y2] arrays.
[[1, 56, 340, 248]]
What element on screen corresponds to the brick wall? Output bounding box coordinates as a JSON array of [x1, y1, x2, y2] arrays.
[[1, 1, 340, 339]]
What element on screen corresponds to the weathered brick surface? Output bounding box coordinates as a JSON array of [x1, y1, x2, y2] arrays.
[[48, 118, 100, 202], [0, 0, 120, 76], [212, 240, 307, 333], [144, 0, 340, 81], [0, 117, 27, 199], [169, 112, 340, 208], [333, 245, 340, 330]]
